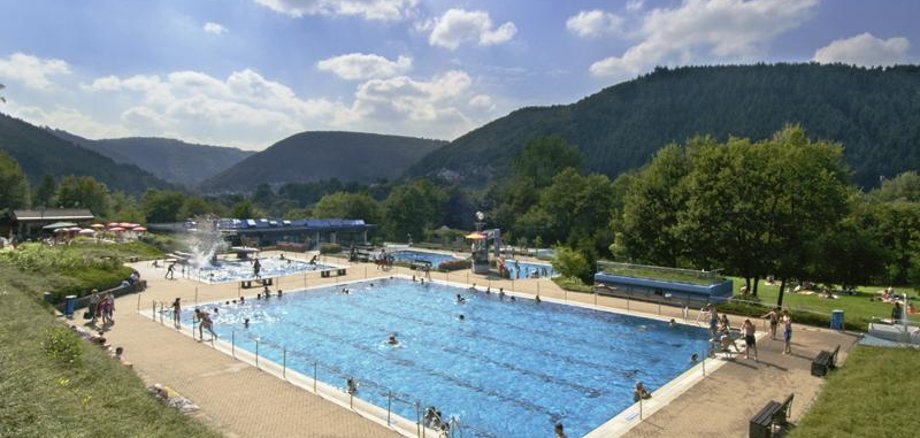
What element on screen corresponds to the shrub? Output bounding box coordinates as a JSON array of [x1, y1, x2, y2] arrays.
[[438, 259, 471, 272], [42, 326, 83, 366], [552, 247, 590, 281], [319, 243, 342, 254]]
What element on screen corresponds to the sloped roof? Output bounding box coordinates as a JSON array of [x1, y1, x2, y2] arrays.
[[12, 209, 95, 221]]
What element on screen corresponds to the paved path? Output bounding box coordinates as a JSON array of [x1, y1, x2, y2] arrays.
[[85, 251, 856, 438]]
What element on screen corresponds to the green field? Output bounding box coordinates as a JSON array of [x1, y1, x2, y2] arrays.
[[0, 262, 218, 438], [790, 346, 920, 438], [732, 279, 920, 329]]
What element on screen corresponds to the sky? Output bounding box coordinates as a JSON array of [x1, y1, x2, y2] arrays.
[[0, 0, 918, 150]]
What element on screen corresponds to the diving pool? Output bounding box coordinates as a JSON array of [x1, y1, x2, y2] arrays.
[[192, 257, 332, 283], [388, 250, 461, 268], [188, 279, 710, 437], [504, 259, 558, 279]]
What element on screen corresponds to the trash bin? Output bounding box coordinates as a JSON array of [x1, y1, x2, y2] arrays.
[[64, 295, 78, 318], [830, 309, 844, 330], [43, 291, 53, 303]]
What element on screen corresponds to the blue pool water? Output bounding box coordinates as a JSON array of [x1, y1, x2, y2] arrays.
[[189, 279, 709, 437], [388, 250, 461, 268], [193, 257, 332, 283], [504, 259, 558, 279]]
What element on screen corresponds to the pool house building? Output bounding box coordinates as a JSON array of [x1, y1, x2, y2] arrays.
[[216, 218, 374, 250], [594, 261, 733, 305]]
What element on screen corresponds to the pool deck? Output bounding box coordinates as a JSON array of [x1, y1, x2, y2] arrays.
[[82, 251, 857, 438]]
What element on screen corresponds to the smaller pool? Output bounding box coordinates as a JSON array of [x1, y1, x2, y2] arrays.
[[388, 250, 462, 268], [193, 257, 332, 283], [504, 259, 557, 279]]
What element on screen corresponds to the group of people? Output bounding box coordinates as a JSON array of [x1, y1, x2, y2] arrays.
[[763, 307, 793, 355], [87, 289, 116, 327]]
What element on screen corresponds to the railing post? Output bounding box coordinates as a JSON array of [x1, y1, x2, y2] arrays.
[[151, 300, 156, 318], [159, 303, 165, 324], [255, 339, 260, 368], [136, 293, 141, 312], [702, 353, 706, 376], [627, 297, 631, 312], [639, 397, 643, 420], [387, 391, 392, 426], [416, 401, 421, 437], [658, 298, 662, 315], [195, 286, 199, 305], [231, 331, 236, 358], [283, 348, 287, 379], [313, 362, 318, 392], [594, 289, 598, 307]]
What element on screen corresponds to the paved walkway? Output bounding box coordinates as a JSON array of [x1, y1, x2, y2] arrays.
[[84, 251, 856, 437]]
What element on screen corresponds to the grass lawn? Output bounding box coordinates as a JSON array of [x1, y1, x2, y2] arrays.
[[732, 279, 920, 329], [0, 264, 218, 438], [790, 346, 920, 438]]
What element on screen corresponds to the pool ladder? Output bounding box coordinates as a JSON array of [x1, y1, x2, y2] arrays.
[[443, 417, 463, 438]]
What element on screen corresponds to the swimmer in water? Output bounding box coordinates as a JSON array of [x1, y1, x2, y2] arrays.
[[535, 295, 541, 304], [387, 333, 399, 345], [459, 314, 465, 321], [669, 318, 676, 327], [456, 294, 466, 304], [243, 318, 250, 329]]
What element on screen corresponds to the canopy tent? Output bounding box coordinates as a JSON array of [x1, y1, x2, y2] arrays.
[[78, 229, 95, 235], [90, 223, 106, 229], [109, 227, 125, 232], [132, 226, 147, 232], [465, 232, 486, 240], [42, 221, 78, 230]]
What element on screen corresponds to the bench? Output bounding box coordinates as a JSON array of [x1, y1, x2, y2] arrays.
[[321, 269, 347, 278], [749, 394, 794, 438], [811, 344, 841, 377]]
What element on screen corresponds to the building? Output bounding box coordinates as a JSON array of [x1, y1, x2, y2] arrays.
[[4, 208, 95, 238], [218, 218, 374, 249], [594, 262, 734, 305]]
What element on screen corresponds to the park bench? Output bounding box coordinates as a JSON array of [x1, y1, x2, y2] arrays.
[[810, 344, 841, 377], [320, 268, 347, 278], [749, 394, 794, 438]]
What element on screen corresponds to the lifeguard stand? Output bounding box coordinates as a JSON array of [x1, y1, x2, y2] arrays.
[[470, 211, 501, 275]]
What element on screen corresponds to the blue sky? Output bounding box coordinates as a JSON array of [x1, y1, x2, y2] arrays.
[[0, 0, 917, 149]]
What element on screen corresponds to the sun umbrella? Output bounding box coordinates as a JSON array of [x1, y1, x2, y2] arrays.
[[53, 228, 67, 234], [132, 226, 147, 232], [90, 223, 105, 229], [42, 221, 78, 230], [109, 227, 125, 232], [118, 222, 134, 228], [107, 222, 119, 228], [78, 229, 95, 235], [465, 232, 486, 240], [67, 227, 83, 232]]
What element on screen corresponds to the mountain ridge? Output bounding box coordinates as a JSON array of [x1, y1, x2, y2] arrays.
[[199, 130, 446, 192], [407, 63, 920, 188]]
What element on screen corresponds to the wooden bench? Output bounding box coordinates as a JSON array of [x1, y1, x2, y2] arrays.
[[749, 394, 794, 438], [811, 344, 841, 377]]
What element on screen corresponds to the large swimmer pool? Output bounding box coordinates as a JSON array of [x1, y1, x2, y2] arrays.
[[188, 278, 710, 437], [191, 257, 333, 283]]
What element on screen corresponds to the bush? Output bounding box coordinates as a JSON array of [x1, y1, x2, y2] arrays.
[[42, 327, 83, 366], [552, 276, 594, 293], [438, 259, 471, 272], [552, 247, 590, 282], [319, 243, 342, 254]]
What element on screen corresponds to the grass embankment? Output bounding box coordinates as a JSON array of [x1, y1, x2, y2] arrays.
[[0, 263, 218, 438], [0, 240, 163, 302], [790, 346, 920, 438]]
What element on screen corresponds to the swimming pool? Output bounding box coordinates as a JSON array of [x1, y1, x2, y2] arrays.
[[504, 259, 558, 279], [187, 278, 710, 437], [192, 257, 332, 283], [388, 250, 461, 268]]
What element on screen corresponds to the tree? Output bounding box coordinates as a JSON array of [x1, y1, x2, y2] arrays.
[[251, 183, 275, 209], [870, 171, 920, 203], [0, 83, 5, 104], [33, 174, 57, 208], [618, 143, 692, 267], [231, 200, 264, 219], [312, 192, 381, 223], [58, 175, 109, 217], [382, 180, 447, 241], [109, 192, 145, 223], [178, 196, 225, 220], [0, 149, 30, 209], [512, 136, 583, 187], [552, 246, 591, 283], [141, 190, 185, 223]]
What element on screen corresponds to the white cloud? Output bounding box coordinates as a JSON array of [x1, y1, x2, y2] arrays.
[[626, 0, 645, 12], [589, 0, 819, 79], [566, 10, 624, 38], [252, 0, 418, 21], [813, 33, 910, 67], [9, 103, 131, 138], [0, 53, 70, 90], [428, 9, 517, 50], [203, 22, 228, 35], [468, 94, 493, 109], [317, 53, 412, 80]]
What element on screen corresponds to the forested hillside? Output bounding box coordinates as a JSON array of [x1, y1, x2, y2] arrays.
[[0, 113, 171, 194], [200, 131, 445, 192], [51, 131, 253, 187], [408, 63, 920, 187]]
